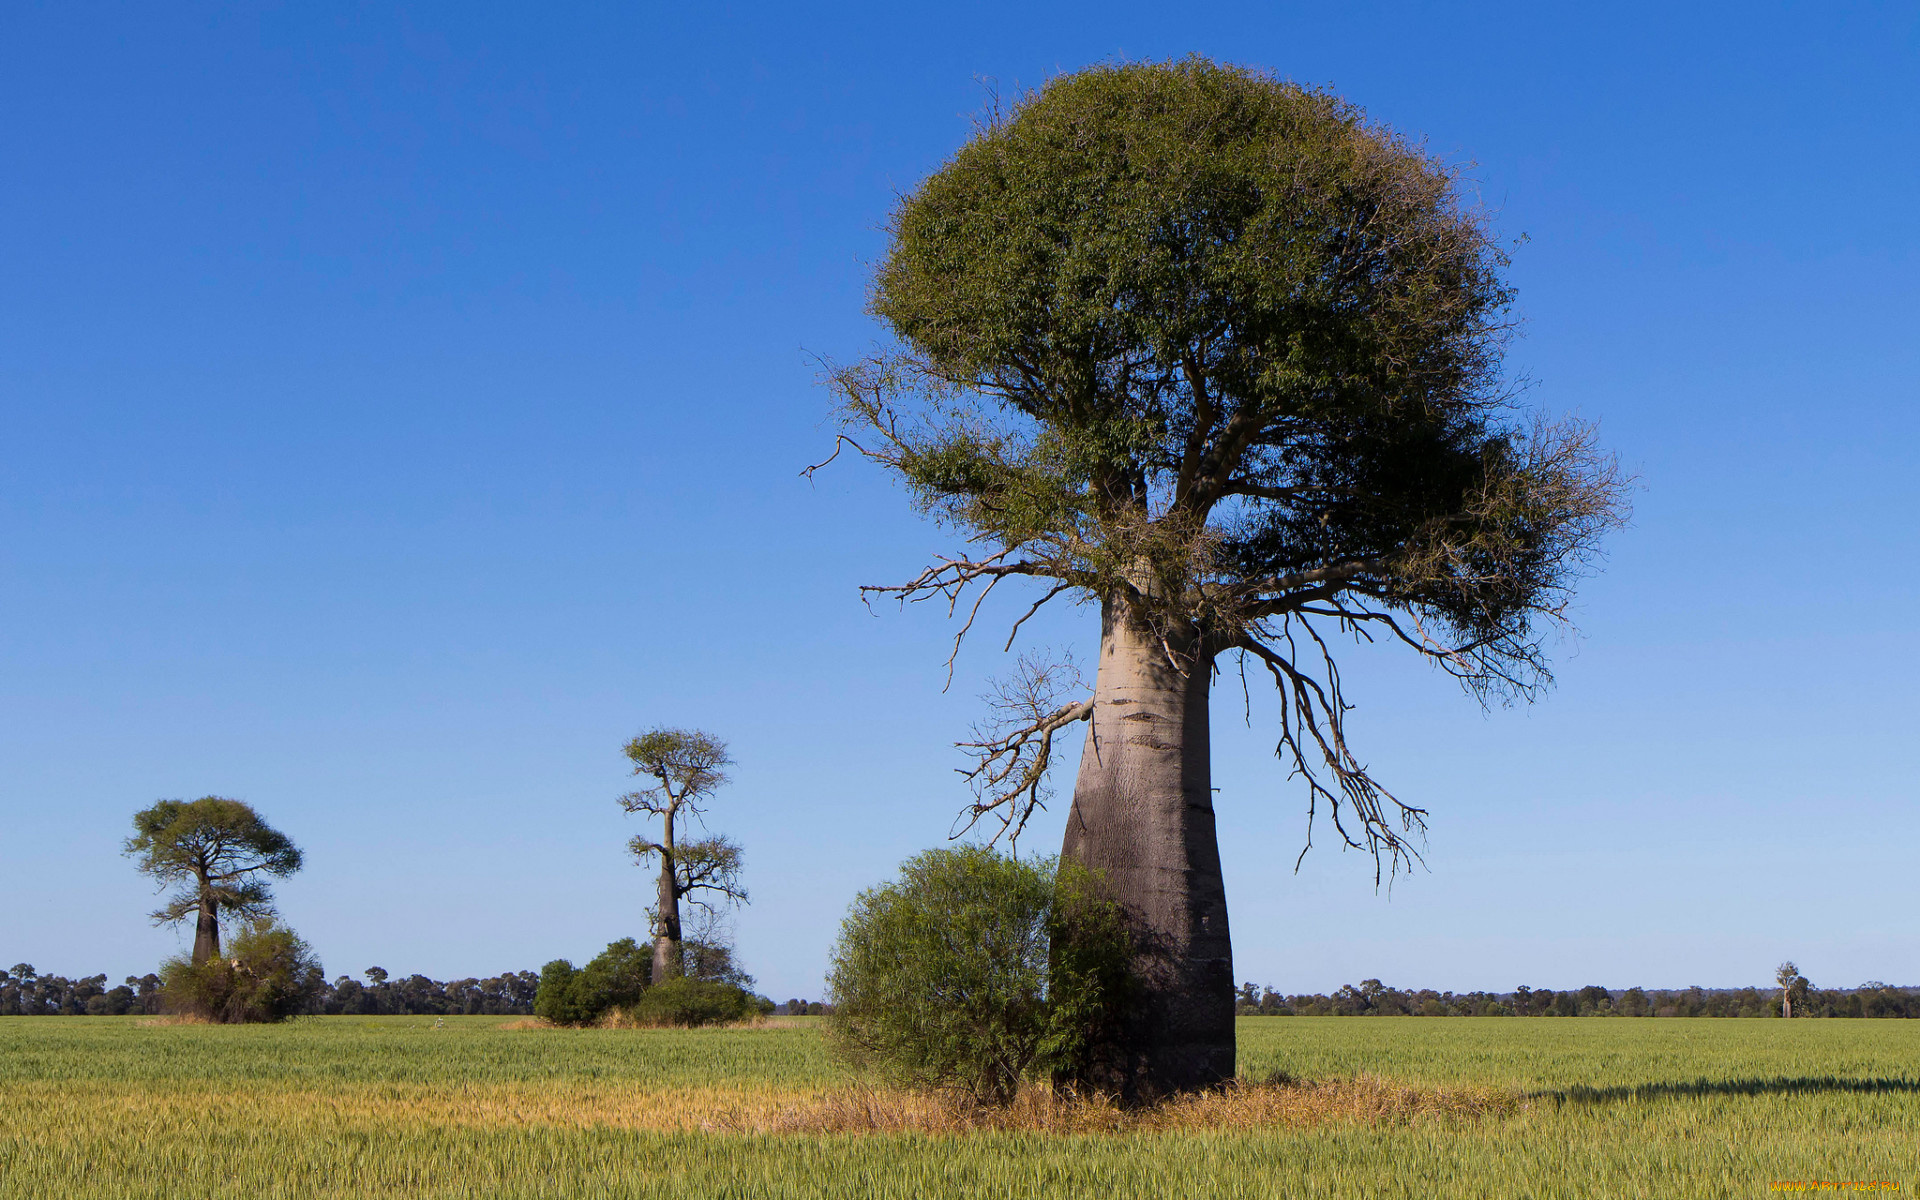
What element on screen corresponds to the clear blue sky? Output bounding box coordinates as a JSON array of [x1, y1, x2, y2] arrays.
[[3, 1, 1915, 1001]]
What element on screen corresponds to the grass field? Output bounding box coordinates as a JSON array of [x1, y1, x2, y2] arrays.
[[2, 1015, 1915, 1198]]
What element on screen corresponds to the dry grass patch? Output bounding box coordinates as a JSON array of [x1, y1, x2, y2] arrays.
[[3, 1075, 1515, 1144], [757, 1075, 1519, 1136], [4, 1080, 817, 1136]]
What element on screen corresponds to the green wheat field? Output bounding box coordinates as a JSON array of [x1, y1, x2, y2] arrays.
[[2, 1015, 1915, 1199]]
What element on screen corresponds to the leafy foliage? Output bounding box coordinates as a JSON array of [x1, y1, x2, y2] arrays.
[[532, 937, 766, 1027], [532, 961, 593, 1026], [826, 846, 1130, 1105], [533, 938, 653, 1027], [1, 964, 544, 1017], [630, 837, 748, 921], [159, 918, 324, 1023], [628, 976, 767, 1028], [621, 728, 731, 810], [1040, 859, 1137, 1079], [123, 797, 303, 943], [579, 937, 653, 1012], [316, 968, 540, 1015], [678, 934, 757, 990], [0, 967, 163, 1016], [822, 58, 1629, 869], [1236, 980, 1920, 1020]]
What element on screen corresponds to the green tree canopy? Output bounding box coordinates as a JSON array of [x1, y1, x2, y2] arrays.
[[819, 58, 1628, 1098], [124, 797, 303, 965]]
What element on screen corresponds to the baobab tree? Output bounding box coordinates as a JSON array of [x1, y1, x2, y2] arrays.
[[619, 728, 749, 985], [814, 59, 1629, 1098], [124, 797, 303, 965], [1777, 962, 1800, 1018]]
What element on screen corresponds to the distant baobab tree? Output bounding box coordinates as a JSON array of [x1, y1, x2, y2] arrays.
[[124, 797, 303, 966], [619, 728, 749, 985]]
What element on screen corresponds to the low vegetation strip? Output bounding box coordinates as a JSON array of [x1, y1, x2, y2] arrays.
[[0, 1074, 1516, 1140], [2, 1017, 1916, 1200], [769, 1076, 1518, 1135]]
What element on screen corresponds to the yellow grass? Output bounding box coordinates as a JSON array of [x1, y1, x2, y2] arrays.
[[4, 1017, 1916, 1199], [769, 1074, 1516, 1134], [4, 1071, 1510, 1142]]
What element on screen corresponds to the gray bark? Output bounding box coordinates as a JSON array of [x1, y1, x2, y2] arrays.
[[651, 812, 682, 985], [192, 895, 220, 967], [1058, 595, 1234, 1101]]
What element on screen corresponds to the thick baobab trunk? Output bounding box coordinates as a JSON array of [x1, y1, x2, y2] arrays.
[[1059, 596, 1234, 1101], [652, 842, 682, 985], [192, 893, 220, 966]]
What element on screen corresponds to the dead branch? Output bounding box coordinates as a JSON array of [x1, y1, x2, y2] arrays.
[[951, 654, 1093, 851], [799, 433, 876, 481], [1003, 582, 1075, 651], [858, 553, 1065, 686], [1234, 627, 1428, 883]]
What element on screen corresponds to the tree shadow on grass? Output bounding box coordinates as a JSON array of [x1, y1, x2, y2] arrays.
[[1536, 1077, 1920, 1106]]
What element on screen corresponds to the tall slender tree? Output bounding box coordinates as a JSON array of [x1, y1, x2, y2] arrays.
[[816, 59, 1628, 1098], [124, 797, 303, 965], [1777, 961, 1800, 1018], [619, 728, 749, 984]]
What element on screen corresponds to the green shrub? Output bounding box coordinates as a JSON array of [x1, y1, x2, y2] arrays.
[[628, 976, 756, 1027], [161, 919, 324, 1023], [533, 960, 592, 1026], [1038, 858, 1135, 1081], [534, 938, 657, 1026], [535, 937, 770, 1028], [825, 845, 1130, 1106], [578, 938, 651, 1010]]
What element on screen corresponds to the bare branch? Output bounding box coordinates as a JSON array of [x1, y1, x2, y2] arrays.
[[951, 653, 1093, 851], [799, 433, 876, 481], [855, 553, 1069, 684], [1179, 403, 1266, 515], [1242, 559, 1389, 611], [1234, 626, 1428, 883], [1002, 582, 1074, 652]]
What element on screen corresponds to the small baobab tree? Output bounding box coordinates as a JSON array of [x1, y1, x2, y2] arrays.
[[619, 728, 749, 985], [123, 797, 303, 966], [1776, 961, 1802, 1018]]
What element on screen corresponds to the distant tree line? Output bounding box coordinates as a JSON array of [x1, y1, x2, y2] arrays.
[[1, 963, 539, 1016], [317, 967, 540, 1015], [1236, 979, 1920, 1018], [776, 999, 830, 1016], [1, 966, 166, 1015]]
